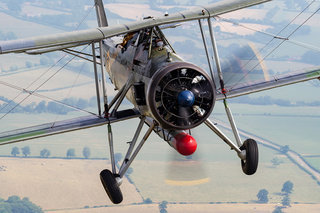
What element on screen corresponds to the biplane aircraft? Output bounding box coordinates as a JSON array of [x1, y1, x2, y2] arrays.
[[0, 0, 320, 204]]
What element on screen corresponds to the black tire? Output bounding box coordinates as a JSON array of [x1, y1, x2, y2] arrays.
[[240, 139, 259, 175], [100, 169, 123, 204]]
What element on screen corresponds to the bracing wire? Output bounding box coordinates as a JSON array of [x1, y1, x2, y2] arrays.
[[228, 4, 320, 90], [50, 60, 92, 128], [215, 12, 320, 52], [0, 3, 97, 118], [211, 0, 318, 89], [0, 45, 97, 120], [0, 80, 97, 116], [0, 55, 69, 114]]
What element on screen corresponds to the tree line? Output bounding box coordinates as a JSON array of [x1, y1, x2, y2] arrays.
[[229, 95, 320, 107], [256, 180, 294, 213], [0, 196, 43, 213], [0, 96, 97, 115], [10, 146, 91, 159]]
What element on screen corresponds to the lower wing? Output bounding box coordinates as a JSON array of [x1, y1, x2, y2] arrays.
[[217, 66, 320, 100], [0, 109, 139, 146]]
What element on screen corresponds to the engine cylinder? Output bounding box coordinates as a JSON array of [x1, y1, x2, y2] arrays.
[[147, 62, 216, 130]]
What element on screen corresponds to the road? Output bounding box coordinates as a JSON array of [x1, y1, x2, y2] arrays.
[[215, 119, 320, 184]]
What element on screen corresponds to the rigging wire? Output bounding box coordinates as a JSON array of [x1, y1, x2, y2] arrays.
[[0, 45, 98, 120], [0, 80, 97, 116], [50, 61, 91, 127], [215, 14, 320, 52], [0, 55, 69, 113], [0, 3, 97, 117], [212, 0, 317, 89], [228, 4, 320, 90]]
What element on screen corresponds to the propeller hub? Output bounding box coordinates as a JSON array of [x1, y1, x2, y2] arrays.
[[177, 90, 195, 107]]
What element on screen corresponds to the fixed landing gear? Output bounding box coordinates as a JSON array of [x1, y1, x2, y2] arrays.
[[200, 16, 260, 176], [205, 119, 259, 175], [100, 169, 123, 204], [100, 117, 155, 204], [240, 139, 258, 175]]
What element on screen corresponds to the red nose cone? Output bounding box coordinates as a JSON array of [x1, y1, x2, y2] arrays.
[[174, 133, 197, 156]]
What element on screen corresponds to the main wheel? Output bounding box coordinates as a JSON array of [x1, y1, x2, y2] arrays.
[[100, 169, 123, 204], [240, 139, 259, 175]]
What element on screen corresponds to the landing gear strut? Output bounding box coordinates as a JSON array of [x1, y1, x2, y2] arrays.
[[205, 119, 259, 175], [199, 18, 259, 175], [100, 114, 155, 204]]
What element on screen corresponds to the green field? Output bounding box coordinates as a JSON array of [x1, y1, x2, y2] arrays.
[[0, 110, 290, 163], [306, 158, 320, 171], [211, 99, 320, 170], [1, 95, 319, 164], [213, 103, 320, 153], [0, 12, 62, 38], [1, 107, 319, 206]]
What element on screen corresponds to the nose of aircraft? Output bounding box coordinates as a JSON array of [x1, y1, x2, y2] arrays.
[[177, 90, 195, 107]]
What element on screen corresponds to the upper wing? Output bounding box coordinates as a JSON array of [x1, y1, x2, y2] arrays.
[[0, 0, 270, 54], [25, 43, 89, 55], [0, 109, 140, 146], [216, 67, 320, 100]]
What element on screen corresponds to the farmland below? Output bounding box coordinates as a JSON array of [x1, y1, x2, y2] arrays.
[[0, 0, 320, 212]]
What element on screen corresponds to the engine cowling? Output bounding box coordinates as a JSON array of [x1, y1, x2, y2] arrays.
[[147, 62, 216, 130]]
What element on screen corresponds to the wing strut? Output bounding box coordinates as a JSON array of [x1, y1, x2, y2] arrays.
[[198, 19, 214, 81], [99, 40, 108, 116], [92, 42, 102, 116], [205, 18, 244, 150], [62, 48, 101, 65], [207, 18, 226, 95]]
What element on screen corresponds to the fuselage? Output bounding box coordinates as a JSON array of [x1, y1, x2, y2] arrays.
[[101, 31, 202, 156], [102, 31, 184, 117], [100, 28, 216, 134]]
